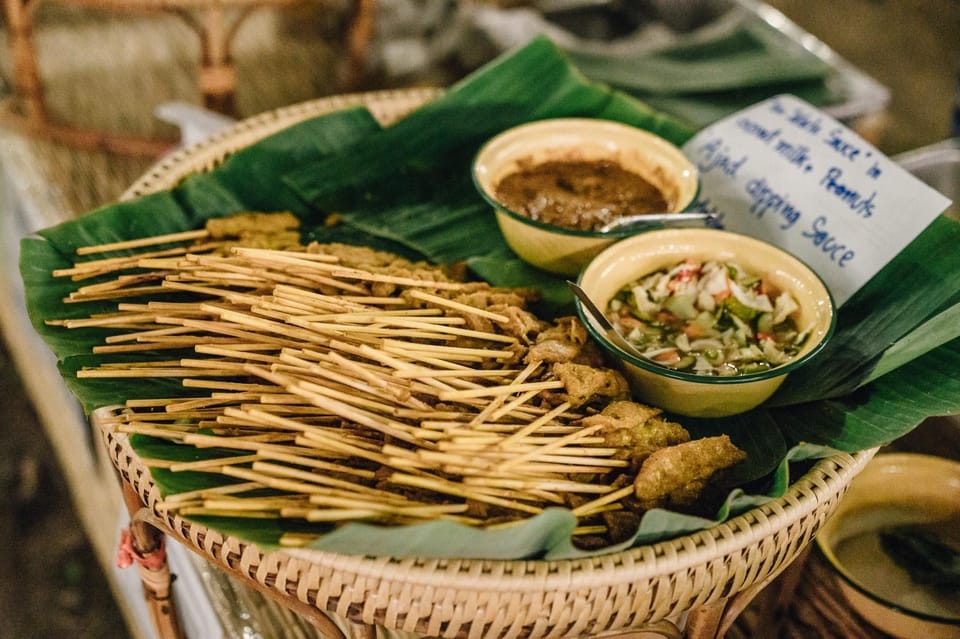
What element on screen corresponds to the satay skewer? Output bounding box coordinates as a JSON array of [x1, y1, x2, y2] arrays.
[[75, 229, 210, 255]]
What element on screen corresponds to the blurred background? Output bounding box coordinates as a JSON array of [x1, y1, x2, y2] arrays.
[[0, 0, 957, 637]]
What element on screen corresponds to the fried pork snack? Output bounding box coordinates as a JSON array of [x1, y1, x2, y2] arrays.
[[206, 211, 300, 237], [207, 211, 303, 250], [550, 361, 630, 408], [526, 316, 606, 367], [632, 435, 748, 512], [584, 401, 691, 472]]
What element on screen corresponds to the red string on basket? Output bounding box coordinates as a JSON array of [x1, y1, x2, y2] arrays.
[[116, 528, 167, 570]]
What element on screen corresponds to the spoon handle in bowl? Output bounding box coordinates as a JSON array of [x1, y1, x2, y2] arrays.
[[566, 281, 648, 361], [599, 212, 716, 233]]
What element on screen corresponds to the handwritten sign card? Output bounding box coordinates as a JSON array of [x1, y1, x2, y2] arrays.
[[682, 94, 952, 306]]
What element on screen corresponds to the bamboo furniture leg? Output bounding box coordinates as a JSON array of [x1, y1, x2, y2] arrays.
[[3, 0, 48, 128], [115, 473, 352, 639], [118, 480, 187, 639], [0, 0, 178, 154]]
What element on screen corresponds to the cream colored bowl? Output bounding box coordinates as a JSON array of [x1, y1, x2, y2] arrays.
[[816, 453, 960, 639], [575, 228, 835, 418], [472, 118, 700, 276]]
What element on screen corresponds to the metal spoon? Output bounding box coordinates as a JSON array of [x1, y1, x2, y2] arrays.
[[566, 280, 647, 361], [597, 211, 716, 234]]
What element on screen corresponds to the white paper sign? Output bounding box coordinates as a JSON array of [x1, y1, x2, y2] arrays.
[[682, 94, 952, 306]]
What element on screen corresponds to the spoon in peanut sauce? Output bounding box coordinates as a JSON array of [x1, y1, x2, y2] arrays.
[[597, 211, 717, 234]]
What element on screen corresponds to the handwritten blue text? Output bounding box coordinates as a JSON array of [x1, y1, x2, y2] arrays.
[[745, 177, 802, 230], [820, 167, 877, 218], [801, 216, 856, 267], [695, 138, 747, 177]]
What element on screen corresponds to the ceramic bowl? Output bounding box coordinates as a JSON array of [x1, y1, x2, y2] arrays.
[[815, 453, 960, 639], [472, 118, 700, 276], [575, 228, 835, 418]]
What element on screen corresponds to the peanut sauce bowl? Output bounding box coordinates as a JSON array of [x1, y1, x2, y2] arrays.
[[575, 228, 836, 418], [472, 118, 700, 276]]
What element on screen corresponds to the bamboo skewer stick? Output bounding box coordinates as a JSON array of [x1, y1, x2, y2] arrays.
[[66, 285, 172, 303], [201, 497, 312, 512], [391, 367, 518, 379], [248, 361, 415, 418], [498, 401, 573, 447], [249, 462, 397, 499], [93, 341, 203, 355], [571, 485, 637, 518], [328, 266, 466, 292], [382, 339, 515, 361], [79, 367, 241, 379], [495, 423, 608, 472], [162, 393, 266, 413], [288, 317, 457, 342], [439, 380, 565, 400], [271, 285, 381, 312], [463, 476, 612, 495], [160, 317, 305, 348], [168, 454, 263, 472], [488, 390, 549, 422], [371, 318, 518, 344], [288, 381, 430, 447], [232, 247, 339, 263], [389, 473, 544, 516], [406, 289, 510, 323], [103, 326, 198, 344], [194, 344, 283, 364], [158, 481, 265, 506], [52, 236, 662, 540], [71, 272, 166, 294], [255, 450, 377, 481], [53, 245, 194, 277], [181, 379, 284, 393], [75, 229, 210, 255], [467, 360, 541, 425], [187, 254, 369, 294], [177, 507, 283, 519]]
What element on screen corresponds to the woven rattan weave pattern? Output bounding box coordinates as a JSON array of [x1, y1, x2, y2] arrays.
[[100, 89, 877, 639], [122, 87, 442, 198]]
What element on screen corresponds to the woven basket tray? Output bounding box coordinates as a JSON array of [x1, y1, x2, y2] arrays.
[[101, 90, 877, 638]]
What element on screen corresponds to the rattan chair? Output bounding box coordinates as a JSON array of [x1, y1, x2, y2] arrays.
[[1, 0, 376, 154]]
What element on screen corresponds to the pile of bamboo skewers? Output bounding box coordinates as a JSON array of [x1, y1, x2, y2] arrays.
[[49, 214, 641, 546]]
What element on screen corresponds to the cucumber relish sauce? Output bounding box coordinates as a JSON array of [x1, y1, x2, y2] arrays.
[[606, 259, 811, 376]]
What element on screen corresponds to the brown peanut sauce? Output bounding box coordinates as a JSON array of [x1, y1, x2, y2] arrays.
[[494, 159, 668, 231]]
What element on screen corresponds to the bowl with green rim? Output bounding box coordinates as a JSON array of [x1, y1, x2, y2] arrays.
[[815, 452, 960, 639], [574, 228, 836, 418], [472, 118, 700, 276]]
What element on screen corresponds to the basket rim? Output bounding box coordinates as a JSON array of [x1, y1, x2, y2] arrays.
[[122, 87, 443, 201]]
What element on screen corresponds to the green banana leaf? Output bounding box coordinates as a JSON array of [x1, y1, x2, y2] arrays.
[[19, 35, 960, 559]]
